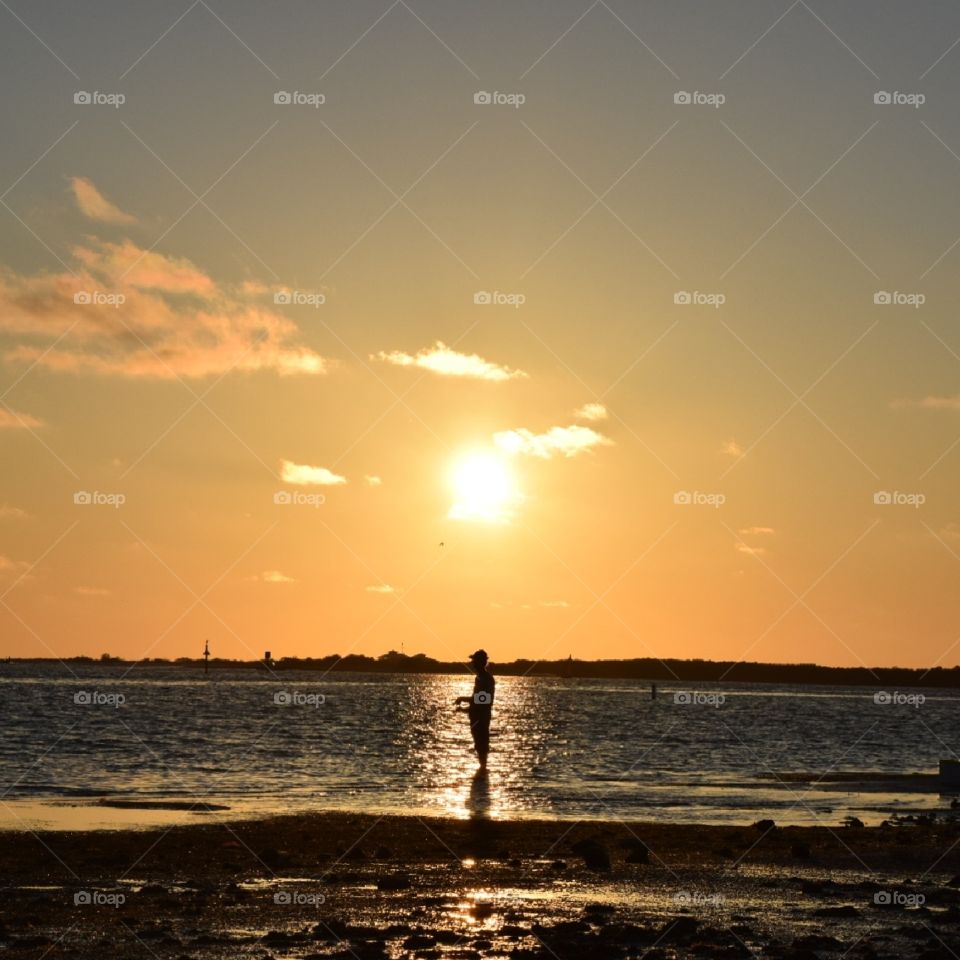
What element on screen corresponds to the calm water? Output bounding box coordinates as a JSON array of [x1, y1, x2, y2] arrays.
[[1, 663, 957, 829]]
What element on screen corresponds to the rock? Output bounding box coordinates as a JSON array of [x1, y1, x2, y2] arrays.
[[403, 934, 437, 949], [659, 916, 699, 942], [571, 839, 612, 871], [753, 819, 777, 834], [844, 816, 865, 829], [814, 905, 859, 918], [549, 859, 567, 871], [377, 873, 412, 891]]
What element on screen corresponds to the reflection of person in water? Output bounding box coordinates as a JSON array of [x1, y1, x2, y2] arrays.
[[455, 649, 495, 771]]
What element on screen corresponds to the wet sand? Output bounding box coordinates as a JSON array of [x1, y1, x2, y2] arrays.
[[2, 810, 959, 958]]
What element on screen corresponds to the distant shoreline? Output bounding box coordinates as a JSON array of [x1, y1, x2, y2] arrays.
[[5, 654, 959, 688]]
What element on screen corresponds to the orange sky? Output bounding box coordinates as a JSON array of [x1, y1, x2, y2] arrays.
[[2, 1, 960, 668]]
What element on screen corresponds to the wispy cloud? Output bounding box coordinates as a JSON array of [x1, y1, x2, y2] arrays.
[[365, 475, 383, 487], [891, 395, 960, 411], [540, 599, 570, 608], [0, 504, 29, 520], [0, 238, 328, 378], [280, 460, 347, 486], [739, 526, 775, 536], [74, 586, 111, 596], [736, 542, 766, 556], [69, 177, 136, 225], [494, 424, 612, 459], [0, 409, 44, 429], [372, 341, 527, 381], [366, 584, 396, 594], [720, 439, 743, 457], [574, 402, 607, 421]]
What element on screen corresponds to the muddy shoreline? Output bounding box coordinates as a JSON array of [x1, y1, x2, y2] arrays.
[[2, 811, 959, 958]]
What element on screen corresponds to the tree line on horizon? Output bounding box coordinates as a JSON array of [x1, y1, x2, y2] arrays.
[[14, 650, 960, 688]]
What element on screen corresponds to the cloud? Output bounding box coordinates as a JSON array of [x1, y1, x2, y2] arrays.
[[0, 409, 44, 429], [74, 586, 111, 597], [736, 542, 767, 556], [372, 341, 527, 381], [365, 475, 382, 487], [252, 570, 296, 583], [0, 238, 329, 378], [280, 460, 347, 486], [0, 555, 30, 578], [891, 395, 960, 411], [720, 439, 744, 457], [366, 584, 396, 594], [69, 177, 136, 225], [494, 424, 612, 459], [739, 526, 775, 536], [574, 402, 607, 421], [0, 504, 29, 520], [540, 599, 570, 608]]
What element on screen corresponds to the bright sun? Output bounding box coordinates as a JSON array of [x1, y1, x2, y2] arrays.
[[448, 451, 517, 523]]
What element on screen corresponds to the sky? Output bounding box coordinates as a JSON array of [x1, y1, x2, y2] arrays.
[[1, 0, 960, 668]]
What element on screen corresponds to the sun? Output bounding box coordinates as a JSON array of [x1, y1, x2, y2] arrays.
[[448, 451, 517, 523]]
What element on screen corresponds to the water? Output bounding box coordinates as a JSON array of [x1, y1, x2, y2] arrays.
[[1, 663, 957, 829]]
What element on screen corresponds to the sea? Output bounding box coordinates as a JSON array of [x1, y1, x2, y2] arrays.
[[1, 662, 956, 830]]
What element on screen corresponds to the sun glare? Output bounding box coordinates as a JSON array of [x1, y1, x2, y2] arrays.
[[448, 452, 516, 523]]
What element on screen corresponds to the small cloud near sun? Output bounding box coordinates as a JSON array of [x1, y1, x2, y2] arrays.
[[495, 424, 612, 459], [739, 526, 775, 536], [365, 475, 383, 487], [720, 439, 743, 457], [540, 599, 571, 608], [280, 460, 347, 486], [366, 584, 396, 594], [69, 176, 136, 225], [736, 543, 766, 557], [250, 570, 297, 583], [372, 341, 527, 381], [575, 402, 607, 421]]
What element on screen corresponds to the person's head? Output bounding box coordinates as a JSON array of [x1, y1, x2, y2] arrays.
[[469, 649, 489, 672]]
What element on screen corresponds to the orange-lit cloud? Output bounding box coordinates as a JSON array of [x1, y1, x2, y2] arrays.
[[0, 504, 29, 519], [365, 475, 383, 487], [74, 586, 111, 596], [0, 409, 44, 429], [280, 460, 347, 486], [253, 570, 297, 583], [574, 402, 607, 421], [739, 526, 775, 536], [372, 341, 527, 381], [736, 542, 767, 556], [69, 177, 136, 225], [366, 584, 396, 594], [494, 424, 612, 459], [0, 239, 328, 378], [721, 439, 744, 456]]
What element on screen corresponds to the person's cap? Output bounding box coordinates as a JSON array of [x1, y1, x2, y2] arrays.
[[469, 649, 488, 663]]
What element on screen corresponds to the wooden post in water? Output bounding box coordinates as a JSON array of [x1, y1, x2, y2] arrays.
[[203, 639, 210, 676]]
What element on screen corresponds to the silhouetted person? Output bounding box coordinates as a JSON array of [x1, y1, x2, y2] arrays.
[[455, 649, 495, 771]]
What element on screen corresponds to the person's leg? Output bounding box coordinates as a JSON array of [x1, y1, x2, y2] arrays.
[[472, 715, 490, 768]]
